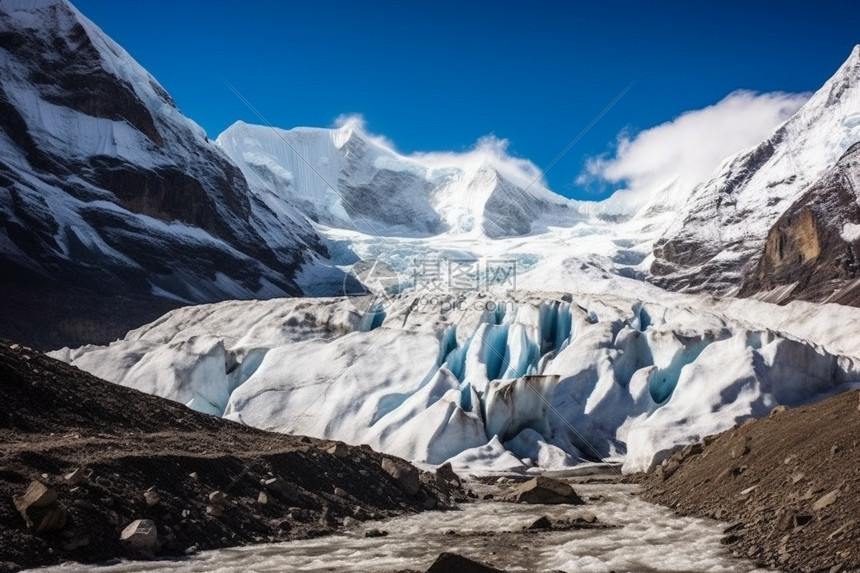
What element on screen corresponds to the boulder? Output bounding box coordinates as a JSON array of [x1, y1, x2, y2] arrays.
[[143, 490, 160, 507], [425, 552, 506, 573], [15, 481, 56, 509], [13, 481, 67, 533], [436, 462, 462, 487], [503, 476, 584, 505], [120, 519, 157, 553], [208, 491, 227, 505], [326, 442, 349, 458], [527, 516, 552, 530], [262, 477, 300, 501], [813, 490, 839, 511], [380, 458, 421, 496]]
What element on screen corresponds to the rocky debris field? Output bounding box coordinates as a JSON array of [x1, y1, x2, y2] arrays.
[[640, 389, 860, 573], [0, 340, 463, 571]]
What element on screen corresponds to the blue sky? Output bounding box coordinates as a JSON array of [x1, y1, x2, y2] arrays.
[[74, 0, 859, 199]]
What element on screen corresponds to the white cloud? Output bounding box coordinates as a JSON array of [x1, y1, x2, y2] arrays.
[[579, 90, 809, 203], [412, 134, 548, 191], [332, 113, 395, 150], [334, 114, 554, 195]]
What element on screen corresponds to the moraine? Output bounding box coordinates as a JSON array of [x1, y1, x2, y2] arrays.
[[34, 474, 774, 573]]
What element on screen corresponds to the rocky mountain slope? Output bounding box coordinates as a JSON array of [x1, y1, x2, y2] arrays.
[[650, 46, 860, 300], [0, 0, 333, 350], [0, 338, 455, 571], [641, 389, 860, 573], [738, 142, 860, 305]]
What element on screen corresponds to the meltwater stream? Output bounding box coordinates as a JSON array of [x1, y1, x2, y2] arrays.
[[39, 477, 773, 573]]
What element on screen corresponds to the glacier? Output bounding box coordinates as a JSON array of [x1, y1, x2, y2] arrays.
[[53, 280, 860, 474], [9, 0, 860, 476]]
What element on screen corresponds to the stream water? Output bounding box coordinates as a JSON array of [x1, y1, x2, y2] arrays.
[[38, 475, 774, 573]]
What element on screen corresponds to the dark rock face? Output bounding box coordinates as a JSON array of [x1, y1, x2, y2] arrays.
[[738, 144, 860, 305], [648, 133, 785, 295], [337, 132, 443, 236], [0, 1, 330, 349], [482, 171, 544, 239], [424, 552, 506, 573]]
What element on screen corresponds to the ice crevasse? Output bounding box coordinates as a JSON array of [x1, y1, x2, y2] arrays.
[[52, 291, 860, 474]]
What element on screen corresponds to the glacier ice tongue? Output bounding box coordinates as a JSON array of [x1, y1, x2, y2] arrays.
[[53, 289, 860, 474]]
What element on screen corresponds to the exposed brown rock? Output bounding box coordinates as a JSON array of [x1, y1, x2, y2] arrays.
[[380, 458, 421, 496], [738, 143, 860, 306]]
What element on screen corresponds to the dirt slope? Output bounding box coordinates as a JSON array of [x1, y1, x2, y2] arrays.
[[641, 389, 860, 573], [0, 339, 457, 571]]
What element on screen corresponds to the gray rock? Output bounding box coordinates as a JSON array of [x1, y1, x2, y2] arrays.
[[334, 487, 348, 498], [503, 476, 584, 505], [205, 505, 223, 517], [208, 491, 227, 505], [575, 512, 597, 523], [769, 405, 788, 417], [730, 438, 750, 459], [828, 521, 854, 540], [13, 481, 67, 533], [120, 519, 157, 552], [813, 490, 839, 511], [326, 442, 349, 458], [425, 552, 505, 573], [380, 458, 420, 496], [680, 442, 704, 459], [263, 477, 299, 499], [775, 508, 795, 531], [257, 491, 270, 505], [143, 490, 160, 507], [436, 462, 462, 487], [528, 516, 552, 530]]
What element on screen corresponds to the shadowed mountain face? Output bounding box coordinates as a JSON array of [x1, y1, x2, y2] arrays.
[[0, 0, 332, 349], [738, 143, 860, 305]]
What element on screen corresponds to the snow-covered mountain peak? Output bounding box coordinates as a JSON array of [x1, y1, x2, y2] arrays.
[[217, 121, 577, 239]]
